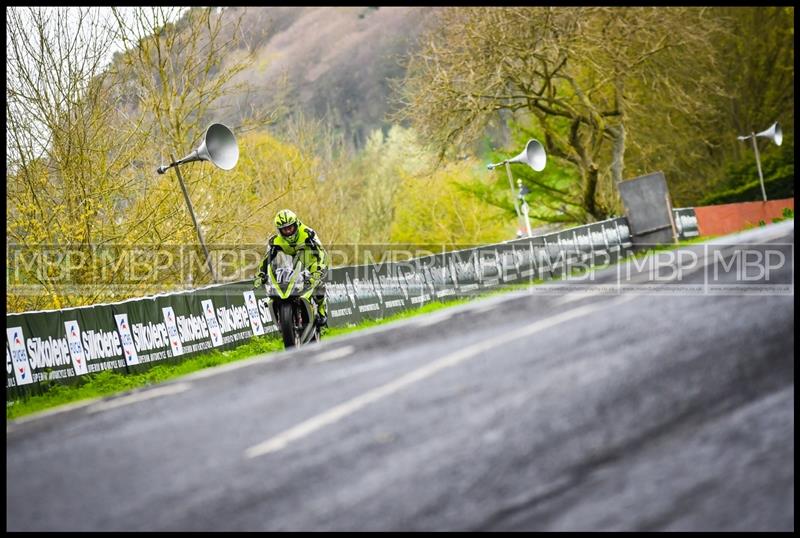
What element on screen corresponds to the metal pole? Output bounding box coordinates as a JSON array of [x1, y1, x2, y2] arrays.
[[665, 193, 679, 244], [750, 133, 768, 202], [171, 154, 218, 283], [521, 200, 533, 237], [504, 161, 522, 220], [517, 179, 532, 237]]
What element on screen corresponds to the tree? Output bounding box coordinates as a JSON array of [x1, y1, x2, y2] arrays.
[[7, 7, 151, 311], [667, 7, 794, 205], [396, 7, 727, 222], [110, 7, 264, 151], [349, 125, 435, 243], [389, 159, 512, 246], [6, 7, 281, 309], [108, 7, 279, 284]]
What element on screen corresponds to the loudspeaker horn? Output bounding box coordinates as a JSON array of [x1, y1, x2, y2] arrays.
[[507, 139, 546, 171], [755, 121, 782, 146], [158, 123, 239, 174], [487, 138, 547, 171]]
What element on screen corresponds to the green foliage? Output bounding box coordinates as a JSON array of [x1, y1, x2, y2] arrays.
[[456, 116, 590, 228], [389, 158, 513, 246], [699, 175, 794, 206], [664, 7, 794, 206], [398, 7, 731, 221], [716, 135, 794, 192], [699, 138, 795, 205], [771, 207, 794, 224], [349, 125, 436, 243]]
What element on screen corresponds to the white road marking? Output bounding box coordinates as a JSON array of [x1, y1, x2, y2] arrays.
[[184, 357, 276, 380], [415, 311, 455, 327], [245, 295, 636, 459], [467, 302, 500, 314], [551, 289, 615, 306], [86, 383, 191, 414], [314, 346, 355, 363]]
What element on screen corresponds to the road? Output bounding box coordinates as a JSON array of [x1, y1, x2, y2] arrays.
[[6, 221, 794, 531]]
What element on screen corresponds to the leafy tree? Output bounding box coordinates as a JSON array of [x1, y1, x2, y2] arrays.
[[671, 7, 794, 206], [396, 7, 728, 221], [699, 132, 794, 205], [348, 125, 436, 243], [7, 7, 151, 311], [390, 159, 512, 246]]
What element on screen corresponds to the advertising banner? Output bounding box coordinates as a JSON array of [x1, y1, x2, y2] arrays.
[[6, 217, 635, 398], [63, 319, 89, 376], [327, 267, 362, 326]]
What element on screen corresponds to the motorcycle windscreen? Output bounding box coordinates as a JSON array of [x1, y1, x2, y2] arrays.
[[270, 252, 303, 297]]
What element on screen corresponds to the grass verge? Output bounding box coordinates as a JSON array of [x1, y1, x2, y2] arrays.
[[5, 236, 710, 421]]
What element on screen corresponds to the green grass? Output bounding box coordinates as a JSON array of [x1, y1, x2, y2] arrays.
[[6, 337, 286, 421], [5, 281, 546, 421], [5, 235, 708, 421], [325, 277, 547, 339]]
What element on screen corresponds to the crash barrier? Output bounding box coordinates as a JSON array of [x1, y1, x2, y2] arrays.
[[673, 207, 700, 240], [5, 210, 697, 399]]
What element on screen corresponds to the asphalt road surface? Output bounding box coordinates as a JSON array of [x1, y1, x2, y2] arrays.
[[7, 221, 794, 531]]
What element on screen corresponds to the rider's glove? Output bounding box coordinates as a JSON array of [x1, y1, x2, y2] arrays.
[[308, 271, 322, 289], [253, 272, 265, 289]]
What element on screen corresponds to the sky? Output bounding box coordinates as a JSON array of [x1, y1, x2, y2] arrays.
[[7, 6, 186, 66], [6, 7, 186, 166]]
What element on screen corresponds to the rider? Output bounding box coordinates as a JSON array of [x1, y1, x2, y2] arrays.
[[254, 209, 329, 328]]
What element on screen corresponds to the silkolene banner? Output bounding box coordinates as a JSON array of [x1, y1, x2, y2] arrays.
[[6, 216, 639, 399]]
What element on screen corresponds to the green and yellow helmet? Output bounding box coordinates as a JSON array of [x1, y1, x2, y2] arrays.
[[275, 209, 300, 242]]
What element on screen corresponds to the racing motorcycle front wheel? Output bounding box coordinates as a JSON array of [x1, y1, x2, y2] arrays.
[[277, 301, 299, 348]]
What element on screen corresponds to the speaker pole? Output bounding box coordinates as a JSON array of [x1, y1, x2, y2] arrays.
[[518, 179, 532, 237], [488, 139, 547, 237], [504, 161, 522, 222], [738, 121, 780, 203], [749, 132, 768, 202], [171, 154, 218, 283], [156, 123, 239, 284]]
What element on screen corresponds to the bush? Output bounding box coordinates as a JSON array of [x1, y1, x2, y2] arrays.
[[771, 207, 794, 224], [700, 174, 794, 205]]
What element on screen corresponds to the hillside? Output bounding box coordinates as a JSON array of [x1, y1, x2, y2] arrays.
[[213, 6, 438, 148]]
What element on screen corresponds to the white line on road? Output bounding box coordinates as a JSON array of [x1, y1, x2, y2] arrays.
[[467, 302, 501, 314], [86, 382, 192, 414], [183, 356, 279, 380], [314, 346, 355, 363], [245, 295, 636, 459], [552, 289, 616, 306], [414, 311, 455, 327]]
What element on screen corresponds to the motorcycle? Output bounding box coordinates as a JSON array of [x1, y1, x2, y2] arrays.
[[262, 252, 322, 349]]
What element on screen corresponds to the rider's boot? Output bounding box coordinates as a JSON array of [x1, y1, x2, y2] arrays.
[[315, 297, 328, 328]]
